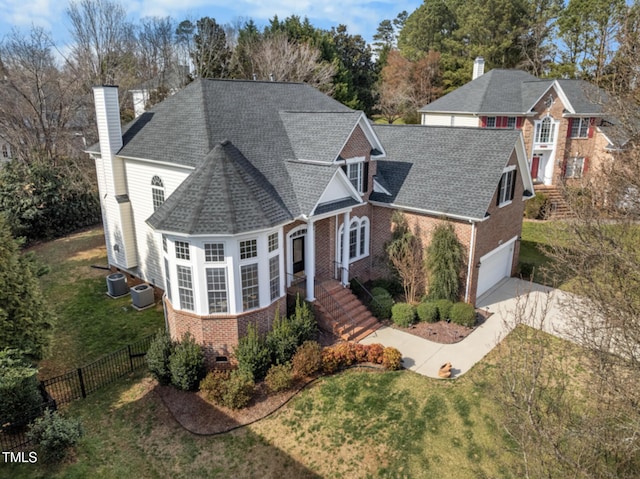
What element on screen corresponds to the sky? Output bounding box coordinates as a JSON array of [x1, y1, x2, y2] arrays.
[[0, 0, 423, 51]]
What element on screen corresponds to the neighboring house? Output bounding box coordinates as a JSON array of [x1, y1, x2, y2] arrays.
[[88, 79, 532, 364], [130, 66, 190, 118], [420, 58, 616, 189]]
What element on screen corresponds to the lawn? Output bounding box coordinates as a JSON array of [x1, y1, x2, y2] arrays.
[[519, 220, 570, 287], [28, 227, 165, 378]]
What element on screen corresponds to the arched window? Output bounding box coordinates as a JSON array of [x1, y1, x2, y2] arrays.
[[151, 176, 165, 211], [338, 216, 370, 263], [534, 116, 554, 144]]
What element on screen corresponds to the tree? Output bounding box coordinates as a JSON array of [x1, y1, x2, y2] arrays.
[[0, 215, 54, 360], [425, 223, 463, 302], [385, 212, 425, 303], [191, 17, 231, 79], [136, 16, 178, 82], [67, 0, 136, 86], [518, 0, 564, 76], [0, 27, 83, 162]]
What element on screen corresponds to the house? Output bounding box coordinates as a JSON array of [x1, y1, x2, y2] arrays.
[[88, 78, 532, 364], [130, 66, 190, 118], [420, 58, 616, 193]]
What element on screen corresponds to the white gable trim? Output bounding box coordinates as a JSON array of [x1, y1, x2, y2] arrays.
[[334, 112, 386, 162], [373, 177, 391, 196], [311, 168, 363, 216], [515, 136, 535, 196]]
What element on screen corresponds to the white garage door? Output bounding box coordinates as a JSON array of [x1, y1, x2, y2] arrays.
[[477, 238, 516, 297]]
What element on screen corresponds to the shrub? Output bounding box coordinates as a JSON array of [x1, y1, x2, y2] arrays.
[[199, 370, 228, 404], [519, 261, 536, 280], [391, 303, 416, 327], [370, 287, 391, 298], [321, 348, 340, 374], [200, 370, 254, 409], [426, 223, 464, 302], [235, 324, 271, 381], [291, 341, 322, 378], [333, 342, 357, 367], [524, 192, 549, 219], [146, 330, 174, 385], [288, 296, 318, 344], [169, 333, 205, 391], [27, 410, 83, 463], [349, 278, 364, 296], [416, 301, 439, 323], [267, 310, 299, 366], [0, 349, 43, 429], [434, 299, 453, 321], [354, 343, 369, 362], [265, 363, 294, 392], [382, 347, 403, 370], [370, 294, 394, 319], [366, 343, 385, 364], [371, 278, 403, 296], [450, 302, 477, 328]]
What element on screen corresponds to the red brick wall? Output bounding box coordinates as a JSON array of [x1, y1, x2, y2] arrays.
[[164, 296, 285, 369]]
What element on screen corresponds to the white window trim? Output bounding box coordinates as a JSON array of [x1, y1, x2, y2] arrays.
[[565, 157, 585, 178], [534, 116, 556, 144], [498, 166, 517, 208], [570, 118, 590, 139], [338, 216, 370, 264]]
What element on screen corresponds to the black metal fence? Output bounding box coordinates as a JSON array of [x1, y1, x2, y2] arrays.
[[41, 334, 154, 406], [1, 334, 154, 452]]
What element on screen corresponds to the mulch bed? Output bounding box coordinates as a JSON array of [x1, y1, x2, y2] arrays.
[[385, 309, 493, 344]]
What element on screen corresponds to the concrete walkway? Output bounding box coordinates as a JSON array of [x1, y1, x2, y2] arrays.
[[360, 278, 574, 379]]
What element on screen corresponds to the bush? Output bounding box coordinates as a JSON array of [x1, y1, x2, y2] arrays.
[[426, 223, 464, 302], [200, 370, 254, 410], [434, 299, 453, 321], [370, 287, 391, 298], [265, 363, 294, 392], [332, 342, 358, 367], [524, 192, 549, 219], [391, 303, 416, 327], [416, 301, 439, 323], [291, 341, 322, 378], [169, 333, 205, 391], [235, 324, 271, 381], [0, 349, 43, 429], [27, 410, 83, 463], [321, 348, 340, 374], [267, 310, 299, 366], [371, 278, 403, 296], [370, 294, 394, 319], [146, 330, 174, 385], [382, 347, 403, 370], [366, 343, 385, 364], [519, 261, 536, 280], [288, 296, 318, 344], [450, 302, 477, 328]]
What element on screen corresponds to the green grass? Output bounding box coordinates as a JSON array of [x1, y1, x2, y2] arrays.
[[519, 220, 570, 287], [28, 227, 164, 377]]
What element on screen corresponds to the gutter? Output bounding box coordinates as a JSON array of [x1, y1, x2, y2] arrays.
[[464, 221, 477, 303], [369, 200, 487, 223]]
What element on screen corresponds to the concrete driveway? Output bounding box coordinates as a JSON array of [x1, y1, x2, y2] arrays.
[[360, 278, 574, 379]]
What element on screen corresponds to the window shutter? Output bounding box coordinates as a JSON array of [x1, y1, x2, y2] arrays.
[[567, 118, 573, 137], [363, 162, 369, 193], [583, 157, 589, 174], [497, 175, 503, 206], [498, 117, 504, 128], [480, 116, 487, 128], [516, 117, 523, 129], [509, 170, 517, 201], [588, 118, 595, 138]]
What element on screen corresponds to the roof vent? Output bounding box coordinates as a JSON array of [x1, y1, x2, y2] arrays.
[[106, 273, 128, 298], [473, 57, 485, 80], [269, 73, 274, 82], [131, 284, 155, 310], [252, 73, 257, 81]]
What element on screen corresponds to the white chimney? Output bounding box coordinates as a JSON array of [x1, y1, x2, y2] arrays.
[[472, 57, 485, 80], [93, 86, 125, 196]]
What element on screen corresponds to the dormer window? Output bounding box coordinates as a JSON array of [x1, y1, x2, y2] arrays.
[[342, 159, 368, 194], [497, 166, 517, 207], [151, 176, 165, 211]]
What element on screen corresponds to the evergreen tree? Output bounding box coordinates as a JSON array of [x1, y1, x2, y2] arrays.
[[426, 223, 463, 302], [0, 215, 53, 360], [191, 17, 231, 78]]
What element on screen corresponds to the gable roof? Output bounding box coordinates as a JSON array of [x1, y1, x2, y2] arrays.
[[420, 69, 608, 117], [146, 140, 292, 235], [370, 125, 523, 221]]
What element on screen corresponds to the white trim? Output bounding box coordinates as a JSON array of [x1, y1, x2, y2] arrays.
[[369, 201, 490, 223], [373, 177, 391, 196], [334, 113, 387, 162], [310, 168, 363, 216], [551, 80, 575, 114], [464, 221, 477, 303], [286, 225, 307, 286], [479, 235, 518, 263], [337, 215, 370, 265]]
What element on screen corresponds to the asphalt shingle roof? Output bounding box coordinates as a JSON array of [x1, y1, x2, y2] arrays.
[[371, 125, 521, 220], [284, 160, 341, 216], [419, 69, 608, 116], [146, 140, 292, 235]]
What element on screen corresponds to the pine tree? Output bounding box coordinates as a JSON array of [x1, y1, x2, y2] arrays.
[[0, 215, 54, 360]]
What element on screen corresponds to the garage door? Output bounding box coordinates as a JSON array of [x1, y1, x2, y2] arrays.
[[477, 238, 516, 297]]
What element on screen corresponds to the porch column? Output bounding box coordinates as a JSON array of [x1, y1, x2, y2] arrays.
[[305, 218, 316, 301], [341, 211, 350, 285]]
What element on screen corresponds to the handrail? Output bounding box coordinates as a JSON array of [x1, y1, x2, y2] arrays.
[[350, 276, 383, 314], [314, 281, 357, 339]]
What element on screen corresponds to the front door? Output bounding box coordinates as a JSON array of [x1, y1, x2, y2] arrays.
[[292, 236, 305, 274], [531, 156, 540, 181]]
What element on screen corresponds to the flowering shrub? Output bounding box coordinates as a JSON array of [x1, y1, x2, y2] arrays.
[[382, 347, 403, 370], [291, 341, 323, 378]]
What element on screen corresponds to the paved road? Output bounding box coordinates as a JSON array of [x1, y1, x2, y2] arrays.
[[360, 278, 574, 379]]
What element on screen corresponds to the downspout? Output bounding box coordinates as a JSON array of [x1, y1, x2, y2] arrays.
[[464, 221, 477, 303]]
